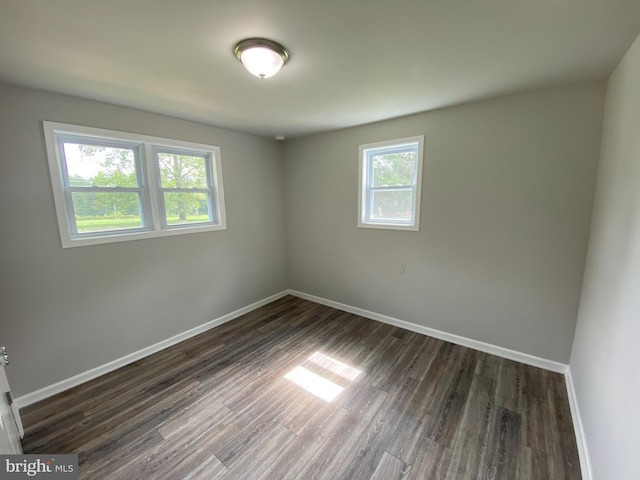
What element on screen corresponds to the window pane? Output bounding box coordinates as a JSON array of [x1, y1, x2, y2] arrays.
[[371, 189, 413, 221], [71, 192, 143, 232], [372, 151, 416, 187], [158, 152, 208, 189], [163, 192, 211, 225], [64, 143, 139, 188]]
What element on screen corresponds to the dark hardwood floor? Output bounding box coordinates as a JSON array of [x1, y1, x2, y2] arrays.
[[21, 295, 581, 479]]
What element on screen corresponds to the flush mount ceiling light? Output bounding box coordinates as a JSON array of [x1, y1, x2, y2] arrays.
[[234, 38, 289, 79]]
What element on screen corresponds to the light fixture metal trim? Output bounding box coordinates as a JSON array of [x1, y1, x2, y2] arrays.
[[234, 38, 289, 79]]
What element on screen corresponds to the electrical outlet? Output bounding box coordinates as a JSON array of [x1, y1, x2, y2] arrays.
[[400, 264, 406, 274]]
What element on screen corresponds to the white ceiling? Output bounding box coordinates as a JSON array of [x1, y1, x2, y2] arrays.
[[1, 0, 639, 138]]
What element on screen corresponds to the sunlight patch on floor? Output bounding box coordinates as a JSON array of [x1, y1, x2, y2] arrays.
[[284, 366, 344, 402], [284, 352, 362, 402]]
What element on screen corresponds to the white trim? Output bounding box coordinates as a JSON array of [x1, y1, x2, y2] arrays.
[[286, 292, 592, 477], [287, 289, 568, 373], [564, 367, 593, 480], [15, 287, 589, 480], [15, 290, 288, 409]]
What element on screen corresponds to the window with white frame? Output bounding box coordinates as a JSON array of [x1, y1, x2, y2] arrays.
[[358, 135, 424, 230], [43, 122, 226, 248]]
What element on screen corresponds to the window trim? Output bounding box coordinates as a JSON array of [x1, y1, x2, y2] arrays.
[[43, 121, 227, 248], [358, 135, 424, 231]]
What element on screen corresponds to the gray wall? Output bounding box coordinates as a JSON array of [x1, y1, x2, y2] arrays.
[[0, 78, 611, 399], [0, 84, 288, 397], [284, 83, 605, 363], [570, 34, 640, 480]]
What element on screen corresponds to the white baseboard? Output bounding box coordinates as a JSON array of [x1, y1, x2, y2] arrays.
[[15, 290, 289, 409], [17, 287, 587, 478], [287, 289, 568, 373], [564, 367, 593, 480], [288, 289, 592, 478]]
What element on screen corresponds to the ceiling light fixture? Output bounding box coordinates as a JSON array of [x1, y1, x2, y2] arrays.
[[234, 38, 289, 79]]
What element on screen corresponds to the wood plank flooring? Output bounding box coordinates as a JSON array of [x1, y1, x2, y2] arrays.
[[21, 296, 582, 479]]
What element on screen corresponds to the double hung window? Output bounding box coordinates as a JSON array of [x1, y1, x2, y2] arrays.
[[44, 122, 226, 247], [358, 136, 424, 230]]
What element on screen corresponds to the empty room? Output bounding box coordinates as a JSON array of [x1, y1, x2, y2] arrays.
[[0, 1, 639, 479]]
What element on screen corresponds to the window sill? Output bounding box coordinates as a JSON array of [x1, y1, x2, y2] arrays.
[[61, 223, 227, 248], [357, 221, 419, 231]]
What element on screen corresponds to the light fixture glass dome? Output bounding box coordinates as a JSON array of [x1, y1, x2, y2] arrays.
[[234, 38, 289, 79]]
